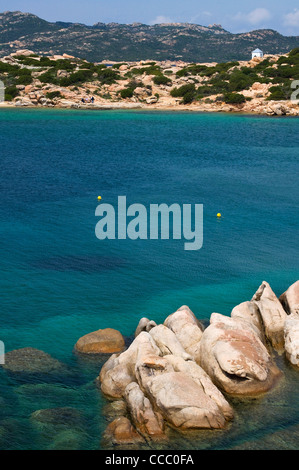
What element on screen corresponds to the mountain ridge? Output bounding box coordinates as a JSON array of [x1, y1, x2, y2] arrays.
[[0, 11, 298, 62]]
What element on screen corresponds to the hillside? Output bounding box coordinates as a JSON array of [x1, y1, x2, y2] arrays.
[[0, 11, 299, 63], [1, 47, 299, 115]]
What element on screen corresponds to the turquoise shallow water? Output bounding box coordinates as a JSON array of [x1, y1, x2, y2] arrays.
[[0, 108, 298, 449]]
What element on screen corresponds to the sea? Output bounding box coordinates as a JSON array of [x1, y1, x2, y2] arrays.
[[0, 108, 298, 450]]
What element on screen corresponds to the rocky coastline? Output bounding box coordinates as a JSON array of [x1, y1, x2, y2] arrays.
[[1, 48, 299, 116], [96, 280, 299, 446]]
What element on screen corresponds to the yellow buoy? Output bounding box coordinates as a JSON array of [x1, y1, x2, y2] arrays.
[[217, 213, 222, 218], [98, 196, 102, 201]]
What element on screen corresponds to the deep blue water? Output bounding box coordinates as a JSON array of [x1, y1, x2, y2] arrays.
[[0, 108, 298, 450]]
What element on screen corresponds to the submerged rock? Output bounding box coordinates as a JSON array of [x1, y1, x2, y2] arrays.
[[104, 417, 145, 445], [1, 348, 66, 375], [31, 407, 83, 428], [47, 429, 87, 450], [199, 313, 282, 396], [252, 281, 287, 352], [75, 328, 125, 354], [102, 400, 128, 421], [15, 383, 78, 410]]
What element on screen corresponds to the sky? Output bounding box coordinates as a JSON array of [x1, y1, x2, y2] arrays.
[[1, 0, 299, 35]]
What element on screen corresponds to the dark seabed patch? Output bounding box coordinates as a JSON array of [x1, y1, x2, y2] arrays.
[[30, 255, 126, 273]]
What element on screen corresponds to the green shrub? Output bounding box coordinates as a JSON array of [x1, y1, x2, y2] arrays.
[[46, 91, 62, 99], [289, 48, 299, 57], [128, 79, 142, 90], [5, 85, 19, 101], [120, 87, 134, 99], [14, 57, 40, 66], [223, 92, 246, 104], [182, 91, 196, 104], [170, 84, 196, 98], [39, 70, 58, 84], [16, 74, 33, 85], [39, 57, 56, 67], [130, 65, 161, 76], [267, 85, 292, 101], [153, 74, 172, 85], [0, 62, 20, 74], [170, 84, 196, 104], [97, 68, 120, 84], [112, 63, 128, 69], [16, 69, 33, 85], [60, 69, 94, 86], [228, 71, 253, 91]]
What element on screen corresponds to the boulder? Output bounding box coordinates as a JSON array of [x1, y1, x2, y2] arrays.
[[164, 355, 233, 421], [75, 328, 125, 354], [104, 417, 144, 445], [141, 370, 229, 429], [164, 306, 204, 363], [99, 332, 161, 398], [13, 49, 35, 57], [279, 281, 299, 316], [124, 382, 165, 439], [252, 281, 287, 352], [135, 318, 157, 337], [146, 96, 158, 104], [149, 325, 191, 360], [284, 315, 299, 367], [134, 353, 232, 430], [231, 301, 265, 342], [199, 313, 282, 396]]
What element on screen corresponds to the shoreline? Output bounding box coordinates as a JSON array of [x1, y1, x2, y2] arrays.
[[1, 101, 298, 116]]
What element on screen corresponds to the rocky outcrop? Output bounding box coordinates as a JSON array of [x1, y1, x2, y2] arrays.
[[164, 306, 204, 363], [280, 281, 299, 316], [100, 316, 233, 433], [75, 328, 125, 354], [99, 280, 298, 445], [252, 281, 287, 352], [199, 313, 282, 396]]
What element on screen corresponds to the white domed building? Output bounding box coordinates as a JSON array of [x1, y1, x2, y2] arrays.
[[252, 48, 264, 59]]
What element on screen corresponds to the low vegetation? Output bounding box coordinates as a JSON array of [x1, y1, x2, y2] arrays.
[[0, 48, 298, 110]]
